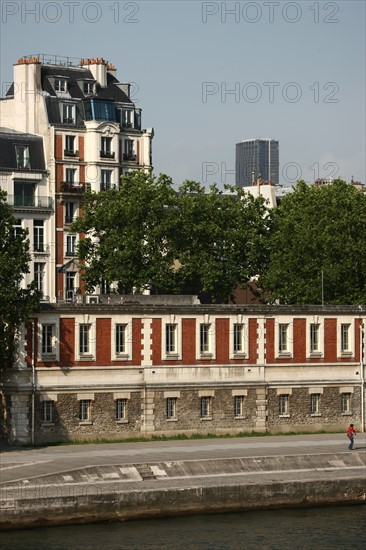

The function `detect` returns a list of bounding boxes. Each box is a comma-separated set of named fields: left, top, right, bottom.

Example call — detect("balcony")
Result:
left=61, top=182, right=90, bottom=194
left=64, top=149, right=79, bottom=157
left=123, top=153, right=137, bottom=162
left=122, top=122, right=133, bottom=129
left=7, top=195, right=53, bottom=210
left=100, top=150, right=115, bottom=159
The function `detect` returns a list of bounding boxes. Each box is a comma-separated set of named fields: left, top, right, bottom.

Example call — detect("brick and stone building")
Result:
left=2, top=296, right=365, bottom=444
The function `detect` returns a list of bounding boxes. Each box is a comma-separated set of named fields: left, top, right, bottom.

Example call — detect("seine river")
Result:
left=2, top=506, right=365, bottom=549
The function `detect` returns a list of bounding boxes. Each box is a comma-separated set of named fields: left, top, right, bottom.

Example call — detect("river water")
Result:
left=2, top=506, right=365, bottom=549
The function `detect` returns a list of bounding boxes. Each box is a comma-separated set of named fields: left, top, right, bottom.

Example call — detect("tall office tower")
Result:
left=235, top=138, right=279, bottom=187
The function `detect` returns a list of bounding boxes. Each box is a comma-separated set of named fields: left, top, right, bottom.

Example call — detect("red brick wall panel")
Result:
left=96, top=319, right=111, bottom=365
left=216, top=318, right=229, bottom=363
left=60, top=318, right=75, bottom=366
left=182, top=319, right=196, bottom=364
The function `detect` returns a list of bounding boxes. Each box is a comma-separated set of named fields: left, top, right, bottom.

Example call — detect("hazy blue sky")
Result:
left=1, top=0, right=365, bottom=187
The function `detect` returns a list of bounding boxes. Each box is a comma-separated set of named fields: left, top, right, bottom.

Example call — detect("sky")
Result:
left=1, top=0, right=365, bottom=188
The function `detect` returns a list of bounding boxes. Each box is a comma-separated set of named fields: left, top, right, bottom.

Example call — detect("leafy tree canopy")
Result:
left=72, top=173, right=270, bottom=301
left=0, top=190, right=40, bottom=372
left=258, top=179, right=366, bottom=304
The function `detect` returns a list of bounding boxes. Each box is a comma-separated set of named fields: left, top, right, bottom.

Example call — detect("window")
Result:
left=14, top=219, right=23, bottom=238
left=116, top=398, right=127, bottom=421
left=62, top=103, right=75, bottom=124
left=34, top=262, right=45, bottom=293
left=341, top=324, right=351, bottom=353
left=279, top=324, right=289, bottom=353
left=14, top=182, right=35, bottom=207
left=310, top=323, right=320, bottom=353
left=115, top=324, right=127, bottom=355
left=65, top=168, right=76, bottom=183
left=66, top=235, right=76, bottom=257
left=65, top=202, right=76, bottom=224
left=341, top=393, right=351, bottom=414
left=121, top=109, right=133, bottom=128
left=83, top=81, right=94, bottom=95
left=55, top=79, right=67, bottom=92
left=123, top=139, right=136, bottom=161
left=42, top=324, right=55, bottom=355
left=166, top=324, right=177, bottom=354
left=200, top=396, right=212, bottom=419
left=310, top=394, right=320, bottom=415
left=15, top=145, right=30, bottom=169
left=65, top=135, right=77, bottom=156
left=233, top=323, right=244, bottom=354
left=84, top=99, right=116, bottom=121
left=279, top=394, right=289, bottom=416
left=101, top=169, right=113, bottom=191
left=79, top=324, right=90, bottom=354
left=101, top=137, right=114, bottom=158
left=166, top=398, right=177, bottom=419
left=66, top=271, right=76, bottom=299
left=79, top=400, right=91, bottom=421
left=33, top=219, right=44, bottom=252
left=200, top=324, right=211, bottom=354
left=42, top=401, right=53, bottom=423
left=234, top=396, right=244, bottom=417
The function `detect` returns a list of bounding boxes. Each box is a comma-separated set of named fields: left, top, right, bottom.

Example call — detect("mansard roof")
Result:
left=0, top=127, right=46, bottom=171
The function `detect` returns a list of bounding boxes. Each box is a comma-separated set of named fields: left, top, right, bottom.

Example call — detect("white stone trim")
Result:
left=306, top=315, right=325, bottom=358
left=77, top=393, right=94, bottom=400
left=39, top=393, right=58, bottom=402
left=199, top=389, right=215, bottom=397
left=75, top=315, right=96, bottom=361
left=164, top=391, right=181, bottom=398
left=113, top=392, right=131, bottom=400
left=111, top=316, right=132, bottom=361
left=308, top=387, right=323, bottom=394
left=276, top=388, right=292, bottom=395
left=229, top=314, right=248, bottom=359
left=337, top=316, right=355, bottom=357
left=196, top=315, right=216, bottom=360
left=37, top=316, right=60, bottom=362
left=161, top=314, right=182, bottom=360
left=339, top=386, right=354, bottom=393
left=232, top=389, right=248, bottom=396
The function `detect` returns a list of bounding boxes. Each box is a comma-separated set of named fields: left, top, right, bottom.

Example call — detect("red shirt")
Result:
left=347, top=426, right=356, bottom=438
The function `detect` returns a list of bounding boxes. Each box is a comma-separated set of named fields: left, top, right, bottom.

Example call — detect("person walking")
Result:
left=347, top=423, right=356, bottom=450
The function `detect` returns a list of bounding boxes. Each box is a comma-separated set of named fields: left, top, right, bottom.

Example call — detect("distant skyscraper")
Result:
left=235, top=138, right=279, bottom=187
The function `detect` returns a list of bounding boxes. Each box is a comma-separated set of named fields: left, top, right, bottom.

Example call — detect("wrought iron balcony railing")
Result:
left=7, top=195, right=53, bottom=209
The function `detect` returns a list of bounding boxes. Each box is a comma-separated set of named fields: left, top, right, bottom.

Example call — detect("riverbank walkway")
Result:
left=1, top=433, right=365, bottom=528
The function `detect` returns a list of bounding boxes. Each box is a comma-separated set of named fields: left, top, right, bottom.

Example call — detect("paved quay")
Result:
left=1, top=434, right=365, bottom=529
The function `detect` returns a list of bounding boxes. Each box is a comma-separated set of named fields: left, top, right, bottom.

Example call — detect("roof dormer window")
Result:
left=15, top=145, right=30, bottom=169
left=55, top=79, right=67, bottom=93
left=83, top=82, right=94, bottom=95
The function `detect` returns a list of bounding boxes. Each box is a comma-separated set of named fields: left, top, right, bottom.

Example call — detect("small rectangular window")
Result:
left=42, top=325, right=55, bottom=355
left=341, top=393, right=351, bottom=414
left=200, top=396, right=212, bottom=419
left=279, top=324, right=288, bottom=353
left=66, top=235, right=76, bottom=257
left=115, top=324, right=127, bottom=354
left=33, top=219, right=44, bottom=253
left=310, top=323, right=320, bottom=353
left=233, top=323, right=244, bottom=353
left=116, top=398, right=127, bottom=420
left=79, top=324, right=90, bottom=354
left=79, top=399, right=91, bottom=421
left=279, top=394, right=289, bottom=416
left=34, top=262, right=45, bottom=293
left=341, top=324, right=351, bottom=352
left=42, top=401, right=53, bottom=423
left=101, top=170, right=113, bottom=191
left=234, top=396, right=244, bottom=417
left=310, top=394, right=320, bottom=415
left=55, top=79, right=67, bottom=92
left=62, top=103, right=75, bottom=124
left=200, top=324, right=211, bottom=354
left=166, top=397, right=177, bottom=419
left=166, top=324, right=177, bottom=354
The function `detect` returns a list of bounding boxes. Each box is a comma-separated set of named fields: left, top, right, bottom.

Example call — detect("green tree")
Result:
left=71, top=171, right=178, bottom=293
left=258, top=179, right=366, bottom=304
left=171, top=181, right=270, bottom=301
left=73, top=173, right=270, bottom=302
left=0, top=191, right=40, bottom=373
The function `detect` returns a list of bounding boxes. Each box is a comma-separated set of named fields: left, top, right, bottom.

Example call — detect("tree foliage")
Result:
left=72, top=173, right=270, bottom=301
left=258, top=180, right=366, bottom=304
left=0, top=191, right=40, bottom=372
